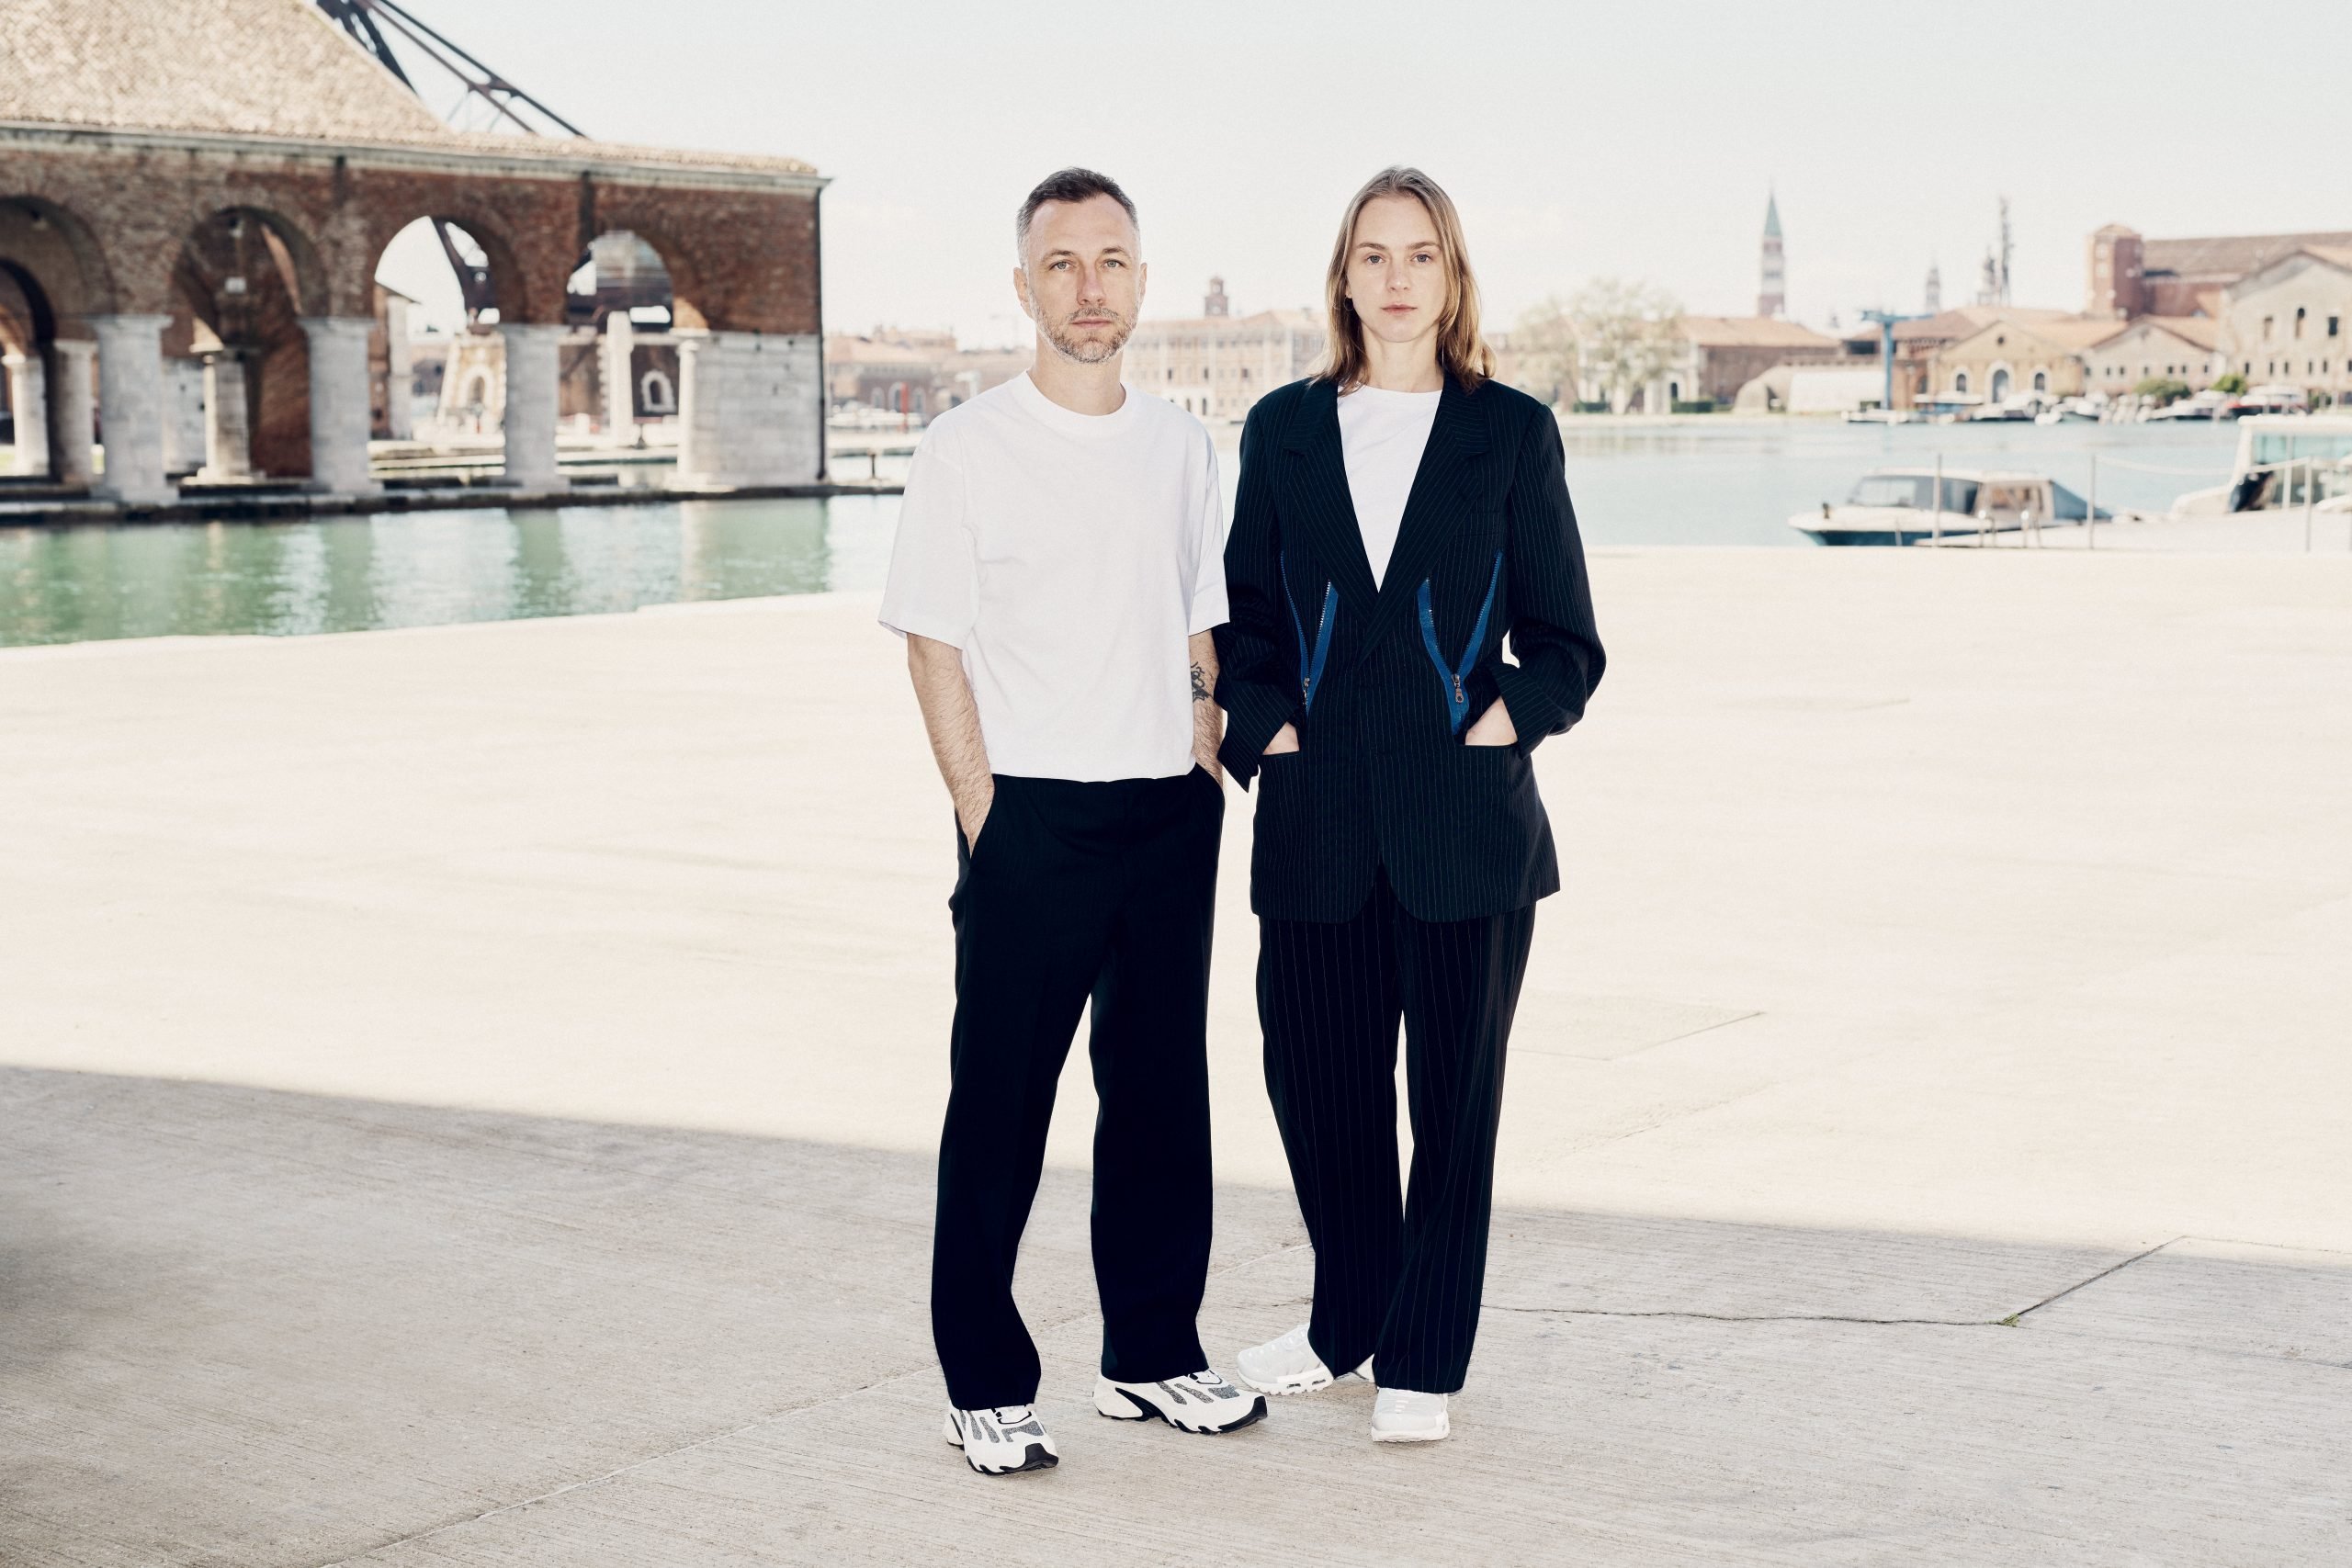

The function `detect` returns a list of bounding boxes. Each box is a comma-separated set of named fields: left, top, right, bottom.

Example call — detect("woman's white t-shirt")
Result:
left=878, top=373, right=1227, bottom=783
left=1337, top=384, right=1442, bottom=587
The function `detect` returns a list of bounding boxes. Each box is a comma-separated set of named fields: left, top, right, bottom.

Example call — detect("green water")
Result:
left=0, top=495, right=899, bottom=648
left=1, top=421, right=2241, bottom=649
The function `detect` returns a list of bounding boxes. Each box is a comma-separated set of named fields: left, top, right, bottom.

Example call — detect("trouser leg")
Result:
left=1257, top=874, right=1405, bottom=1379
left=1374, top=898, right=1536, bottom=1394
left=931, top=778, right=1115, bottom=1410
left=1089, top=767, right=1223, bottom=1383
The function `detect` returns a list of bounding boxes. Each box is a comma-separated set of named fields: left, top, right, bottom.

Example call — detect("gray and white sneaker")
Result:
left=1370, top=1386, right=1450, bottom=1443
left=1095, top=1369, right=1268, bottom=1433
left=942, top=1404, right=1059, bottom=1474
left=1236, top=1322, right=1374, bottom=1396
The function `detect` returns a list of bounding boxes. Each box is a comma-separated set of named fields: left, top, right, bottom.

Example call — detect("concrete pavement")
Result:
left=3, top=547, right=2348, bottom=1563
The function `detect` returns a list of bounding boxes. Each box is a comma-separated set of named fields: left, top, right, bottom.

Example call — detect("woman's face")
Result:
left=1344, top=194, right=1448, bottom=348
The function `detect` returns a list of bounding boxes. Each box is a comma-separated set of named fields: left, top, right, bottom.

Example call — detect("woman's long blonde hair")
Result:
left=1317, top=166, right=1493, bottom=392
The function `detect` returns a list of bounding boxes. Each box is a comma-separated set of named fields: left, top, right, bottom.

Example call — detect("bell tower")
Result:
left=1758, top=193, right=1785, bottom=319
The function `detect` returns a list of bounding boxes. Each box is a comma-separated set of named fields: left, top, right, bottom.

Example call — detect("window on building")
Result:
left=2330, top=316, right=2341, bottom=338
left=1953, top=371, right=1970, bottom=394
left=2295, top=308, right=2307, bottom=339
left=2263, top=316, right=2274, bottom=341
left=2032, top=370, right=2047, bottom=392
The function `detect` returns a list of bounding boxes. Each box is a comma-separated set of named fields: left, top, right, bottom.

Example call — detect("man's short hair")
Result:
left=1015, top=168, right=1139, bottom=257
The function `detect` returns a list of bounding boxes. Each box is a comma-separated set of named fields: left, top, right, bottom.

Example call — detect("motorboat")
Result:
left=2170, top=412, right=2352, bottom=515
left=1792, top=468, right=2109, bottom=546
left=2035, top=395, right=2106, bottom=424
left=1842, top=407, right=1914, bottom=425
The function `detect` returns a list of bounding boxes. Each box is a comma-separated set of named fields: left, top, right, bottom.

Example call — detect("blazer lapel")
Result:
left=1279, top=380, right=1379, bottom=610
left=1360, top=376, right=1490, bottom=653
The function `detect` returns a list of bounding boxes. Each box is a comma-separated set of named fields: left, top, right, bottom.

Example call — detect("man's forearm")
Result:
left=1190, top=630, right=1223, bottom=778
left=907, top=634, right=994, bottom=837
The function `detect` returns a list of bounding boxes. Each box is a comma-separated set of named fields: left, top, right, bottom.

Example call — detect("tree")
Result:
left=2212, top=371, right=2248, bottom=395
left=1503, top=298, right=1578, bottom=408
left=1566, top=278, right=1683, bottom=413
left=2133, top=376, right=2190, bottom=406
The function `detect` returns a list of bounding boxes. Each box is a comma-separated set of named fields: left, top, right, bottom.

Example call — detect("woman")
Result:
left=1213, top=167, right=1604, bottom=1443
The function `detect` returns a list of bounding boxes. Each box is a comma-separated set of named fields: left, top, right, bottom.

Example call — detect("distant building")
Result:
left=2078, top=316, right=2222, bottom=395
left=1665, top=315, right=1850, bottom=409
left=823, top=326, right=1026, bottom=419
left=1123, top=283, right=1327, bottom=421
left=1928, top=316, right=2126, bottom=402
left=1758, top=194, right=1786, bottom=319
left=1924, top=263, right=1941, bottom=315
left=2087, top=223, right=2352, bottom=320
left=2218, top=246, right=2352, bottom=402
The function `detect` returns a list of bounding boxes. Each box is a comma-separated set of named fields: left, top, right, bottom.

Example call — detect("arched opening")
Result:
left=371, top=214, right=538, bottom=479
left=2031, top=368, right=2048, bottom=393
left=1989, top=367, right=2012, bottom=402
left=174, top=205, right=327, bottom=482
left=1953, top=371, right=1970, bottom=395
left=639, top=367, right=675, bottom=414
left=566, top=230, right=678, bottom=442
left=1, top=197, right=113, bottom=485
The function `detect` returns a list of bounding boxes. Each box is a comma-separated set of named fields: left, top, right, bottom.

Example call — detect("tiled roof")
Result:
left=0, top=0, right=816, bottom=178
left=1677, top=315, right=1839, bottom=349
left=1891, top=305, right=2076, bottom=344
left=2142, top=231, right=2352, bottom=279
left=2142, top=315, right=2221, bottom=351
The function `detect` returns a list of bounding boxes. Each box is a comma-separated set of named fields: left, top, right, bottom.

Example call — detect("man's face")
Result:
left=1014, top=194, right=1146, bottom=365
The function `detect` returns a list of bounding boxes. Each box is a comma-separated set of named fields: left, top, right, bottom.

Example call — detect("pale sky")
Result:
left=377, top=0, right=2350, bottom=344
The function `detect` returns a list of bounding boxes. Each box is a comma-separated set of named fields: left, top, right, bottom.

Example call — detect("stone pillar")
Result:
left=162, top=357, right=207, bottom=476
left=382, top=293, right=413, bottom=442
left=51, top=340, right=96, bottom=485
left=200, top=351, right=254, bottom=481
left=676, top=331, right=821, bottom=489
left=601, top=310, right=635, bottom=443
left=91, top=313, right=175, bottom=504
left=300, top=317, right=381, bottom=495
left=5, top=351, right=46, bottom=477
left=498, top=321, right=564, bottom=491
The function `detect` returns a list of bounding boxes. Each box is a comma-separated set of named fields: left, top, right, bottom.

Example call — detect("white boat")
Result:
left=1792, top=468, right=2108, bottom=547
left=1842, top=407, right=1914, bottom=425
left=2170, top=412, right=2352, bottom=515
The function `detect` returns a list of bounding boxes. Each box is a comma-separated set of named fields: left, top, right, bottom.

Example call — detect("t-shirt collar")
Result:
left=1012, top=370, right=1141, bottom=437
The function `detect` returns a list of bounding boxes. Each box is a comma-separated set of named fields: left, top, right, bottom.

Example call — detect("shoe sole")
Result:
left=944, top=1418, right=1059, bottom=1474
left=1371, top=1418, right=1451, bottom=1444
left=1237, top=1355, right=1373, bottom=1397
left=1096, top=1383, right=1270, bottom=1434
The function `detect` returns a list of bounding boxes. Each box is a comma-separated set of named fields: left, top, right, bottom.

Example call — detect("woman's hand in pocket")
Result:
left=1464, top=701, right=1518, bottom=748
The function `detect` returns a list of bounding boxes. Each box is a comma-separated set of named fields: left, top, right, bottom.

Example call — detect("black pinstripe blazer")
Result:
left=1213, top=374, right=1605, bottom=924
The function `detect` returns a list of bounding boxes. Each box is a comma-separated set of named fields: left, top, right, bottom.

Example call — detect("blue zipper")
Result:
left=1281, top=551, right=1336, bottom=716
left=1417, top=551, right=1504, bottom=734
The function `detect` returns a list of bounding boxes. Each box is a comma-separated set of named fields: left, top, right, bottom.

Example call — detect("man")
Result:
left=879, top=167, right=1266, bottom=1477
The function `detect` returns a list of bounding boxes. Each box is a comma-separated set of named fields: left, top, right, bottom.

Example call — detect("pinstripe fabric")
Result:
left=1260, top=873, right=1534, bottom=1394
left=1213, top=374, right=1606, bottom=925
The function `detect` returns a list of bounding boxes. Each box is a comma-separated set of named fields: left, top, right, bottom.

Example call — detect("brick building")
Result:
left=2217, top=247, right=2352, bottom=404
left=2087, top=223, right=2352, bottom=321
left=0, top=0, right=825, bottom=502
left=1122, top=280, right=1326, bottom=421
left=1665, top=316, right=1850, bottom=408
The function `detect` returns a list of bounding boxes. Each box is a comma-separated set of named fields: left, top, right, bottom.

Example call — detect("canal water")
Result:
left=1, top=420, right=2239, bottom=648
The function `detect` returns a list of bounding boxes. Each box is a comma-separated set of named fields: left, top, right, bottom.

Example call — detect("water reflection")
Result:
left=0, top=496, right=901, bottom=648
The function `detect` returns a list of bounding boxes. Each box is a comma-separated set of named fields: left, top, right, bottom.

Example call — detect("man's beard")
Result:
left=1039, top=305, right=1134, bottom=365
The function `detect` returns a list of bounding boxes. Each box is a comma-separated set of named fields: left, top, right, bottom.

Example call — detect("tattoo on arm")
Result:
left=1191, top=661, right=1210, bottom=703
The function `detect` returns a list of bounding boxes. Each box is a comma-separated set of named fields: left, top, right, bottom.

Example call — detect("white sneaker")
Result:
left=1370, top=1387, right=1450, bottom=1443
left=1095, top=1369, right=1268, bottom=1434
left=942, top=1404, right=1059, bottom=1474
left=1235, top=1322, right=1374, bottom=1396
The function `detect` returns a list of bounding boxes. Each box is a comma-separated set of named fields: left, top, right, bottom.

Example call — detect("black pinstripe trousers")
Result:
left=1258, top=871, right=1535, bottom=1394
left=931, top=769, right=1223, bottom=1411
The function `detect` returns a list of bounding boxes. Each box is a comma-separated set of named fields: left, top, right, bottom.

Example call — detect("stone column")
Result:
left=200, top=351, right=254, bottom=481
left=51, top=340, right=96, bottom=485
left=91, top=313, right=175, bottom=504
left=676, top=331, right=821, bottom=489
left=601, top=310, right=635, bottom=443
left=300, top=317, right=381, bottom=495
left=5, top=350, right=46, bottom=477
left=382, top=293, right=413, bottom=442
left=498, top=321, right=564, bottom=491
left=162, top=357, right=207, bottom=477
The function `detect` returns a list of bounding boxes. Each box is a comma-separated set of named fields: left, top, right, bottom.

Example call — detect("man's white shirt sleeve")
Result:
left=878, top=434, right=977, bottom=647
left=1187, top=436, right=1229, bottom=636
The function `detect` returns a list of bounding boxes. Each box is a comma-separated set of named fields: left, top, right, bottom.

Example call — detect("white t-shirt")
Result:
left=1337, top=385, right=1442, bottom=587
left=878, top=373, right=1227, bottom=783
